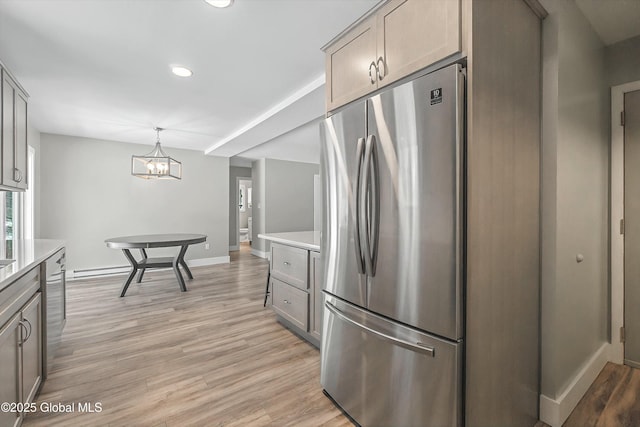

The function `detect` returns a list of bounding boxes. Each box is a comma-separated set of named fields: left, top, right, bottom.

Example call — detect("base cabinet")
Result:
left=310, top=252, right=322, bottom=342
left=0, top=314, right=21, bottom=427
left=0, top=291, right=42, bottom=427
left=21, top=294, right=42, bottom=405
left=269, top=242, right=322, bottom=347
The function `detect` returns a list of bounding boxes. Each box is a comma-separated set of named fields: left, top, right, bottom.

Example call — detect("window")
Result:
left=0, top=146, right=35, bottom=259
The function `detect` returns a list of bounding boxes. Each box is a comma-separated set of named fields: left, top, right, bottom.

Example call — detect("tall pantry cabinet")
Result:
left=322, top=0, right=545, bottom=425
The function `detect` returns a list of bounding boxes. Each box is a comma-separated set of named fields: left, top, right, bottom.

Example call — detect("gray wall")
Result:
left=228, top=166, right=251, bottom=248
left=540, top=0, right=609, bottom=399
left=39, top=133, right=229, bottom=272
left=251, top=158, right=318, bottom=254
left=606, top=35, right=640, bottom=88
left=252, top=159, right=266, bottom=253
left=265, top=159, right=318, bottom=233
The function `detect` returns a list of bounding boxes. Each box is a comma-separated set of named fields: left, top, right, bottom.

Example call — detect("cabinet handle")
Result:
left=283, top=299, right=291, bottom=304
left=376, top=57, right=386, bottom=81
left=14, top=168, right=22, bottom=183
left=18, top=321, right=28, bottom=344
left=18, top=320, right=32, bottom=344
left=23, top=318, right=32, bottom=341
left=283, top=261, right=290, bottom=266
left=368, top=61, right=377, bottom=85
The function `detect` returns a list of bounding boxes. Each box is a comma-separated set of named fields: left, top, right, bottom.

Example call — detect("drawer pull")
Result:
left=283, top=299, right=291, bottom=304
left=283, top=261, right=291, bottom=266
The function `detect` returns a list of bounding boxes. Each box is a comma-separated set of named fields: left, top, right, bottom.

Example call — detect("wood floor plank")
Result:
left=24, top=244, right=350, bottom=427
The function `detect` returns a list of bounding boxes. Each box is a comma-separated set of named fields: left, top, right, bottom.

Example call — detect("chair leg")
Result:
left=263, top=269, right=271, bottom=307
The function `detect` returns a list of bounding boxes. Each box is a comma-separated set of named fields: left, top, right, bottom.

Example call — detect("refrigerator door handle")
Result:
left=360, top=134, right=380, bottom=277
left=369, top=134, right=380, bottom=274
left=354, top=137, right=366, bottom=274
left=325, top=301, right=435, bottom=357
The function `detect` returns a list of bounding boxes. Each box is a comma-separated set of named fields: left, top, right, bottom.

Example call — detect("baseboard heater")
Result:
left=71, top=265, right=136, bottom=279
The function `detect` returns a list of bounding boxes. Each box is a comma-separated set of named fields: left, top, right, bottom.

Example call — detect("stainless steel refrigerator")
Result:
left=320, top=63, right=464, bottom=427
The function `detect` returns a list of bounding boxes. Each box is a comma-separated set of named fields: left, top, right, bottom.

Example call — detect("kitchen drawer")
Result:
left=271, top=278, right=308, bottom=331
left=271, top=243, right=308, bottom=290
left=0, top=267, right=40, bottom=329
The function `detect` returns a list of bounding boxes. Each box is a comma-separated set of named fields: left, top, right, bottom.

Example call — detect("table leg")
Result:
left=136, top=248, right=147, bottom=283
left=120, top=249, right=139, bottom=297
left=179, top=245, right=194, bottom=280
left=173, top=245, right=189, bottom=292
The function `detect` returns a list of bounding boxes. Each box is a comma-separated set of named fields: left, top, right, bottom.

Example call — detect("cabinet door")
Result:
left=14, top=91, right=27, bottom=190
left=376, top=0, right=461, bottom=87
left=310, top=251, right=322, bottom=341
left=0, top=314, right=22, bottom=427
left=325, top=17, right=377, bottom=112
left=1, top=71, right=15, bottom=187
left=1, top=71, right=28, bottom=190
left=21, top=293, right=42, bottom=406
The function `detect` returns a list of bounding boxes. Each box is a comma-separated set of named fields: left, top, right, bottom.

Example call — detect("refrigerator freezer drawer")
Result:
left=271, top=243, right=309, bottom=290
left=271, top=278, right=308, bottom=331
left=321, top=295, right=461, bottom=427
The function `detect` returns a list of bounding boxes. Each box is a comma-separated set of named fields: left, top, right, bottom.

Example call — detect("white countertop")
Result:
left=0, top=239, right=65, bottom=292
left=258, top=231, right=320, bottom=252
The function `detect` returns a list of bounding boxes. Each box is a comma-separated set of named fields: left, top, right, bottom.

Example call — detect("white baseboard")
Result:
left=539, top=342, right=610, bottom=427
left=186, top=256, right=229, bottom=267
left=251, top=248, right=269, bottom=259
left=229, top=245, right=239, bottom=251
left=68, top=256, right=230, bottom=280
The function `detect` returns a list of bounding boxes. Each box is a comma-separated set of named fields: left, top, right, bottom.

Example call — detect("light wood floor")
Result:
left=26, top=243, right=639, bottom=427
left=563, top=362, right=640, bottom=427
left=25, top=244, right=351, bottom=427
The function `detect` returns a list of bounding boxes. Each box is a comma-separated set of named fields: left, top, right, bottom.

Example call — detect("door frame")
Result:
left=611, top=80, right=640, bottom=364
left=235, top=176, right=252, bottom=250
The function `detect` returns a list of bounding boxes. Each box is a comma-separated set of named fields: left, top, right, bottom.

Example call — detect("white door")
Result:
left=624, top=89, right=640, bottom=367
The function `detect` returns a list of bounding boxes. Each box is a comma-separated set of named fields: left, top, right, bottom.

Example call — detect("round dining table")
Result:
left=105, top=233, right=207, bottom=297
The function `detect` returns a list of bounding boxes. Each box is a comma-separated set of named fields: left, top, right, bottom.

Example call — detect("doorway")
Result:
left=237, top=178, right=253, bottom=252
left=612, top=80, right=640, bottom=366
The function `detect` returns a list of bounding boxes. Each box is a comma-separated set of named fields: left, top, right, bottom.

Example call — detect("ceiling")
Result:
left=0, top=0, right=378, bottom=158
left=2, top=1, right=639, bottom=166
left=576, top=0, right=640, bottom=46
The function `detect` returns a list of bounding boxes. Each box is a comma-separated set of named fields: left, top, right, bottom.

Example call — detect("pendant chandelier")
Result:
left=131, top=127, right=182, bottom=180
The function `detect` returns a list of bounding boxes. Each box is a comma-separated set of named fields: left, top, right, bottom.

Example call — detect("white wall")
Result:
left=39, top=133, right=229, bottom=272
left=28, top=124, right=41, bottom=238
left=539, top=0, right=609, bottom=424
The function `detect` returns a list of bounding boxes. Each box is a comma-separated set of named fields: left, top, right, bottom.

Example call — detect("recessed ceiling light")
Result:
left=204, top=0, right=234, bottom=8
left=171, top=66, right=193, bottom=77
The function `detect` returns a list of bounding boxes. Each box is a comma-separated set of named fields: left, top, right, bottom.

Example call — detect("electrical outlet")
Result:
left=205, top=243, right=210, bottom=250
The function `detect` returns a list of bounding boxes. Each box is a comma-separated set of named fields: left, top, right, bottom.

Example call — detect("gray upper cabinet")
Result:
left=1, top=67, right=29, bottom=191
left=324, top=0, right=461, bottom=112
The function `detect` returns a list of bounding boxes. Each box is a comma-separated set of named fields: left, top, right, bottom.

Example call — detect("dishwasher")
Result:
left=43, top=249, right=66, bottom=378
